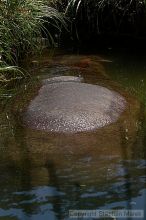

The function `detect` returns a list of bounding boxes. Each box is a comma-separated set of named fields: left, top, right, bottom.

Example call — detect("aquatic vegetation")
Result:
left=0, top=0, right=66, bottom=82
left=118, top=77, right=146, bottom=107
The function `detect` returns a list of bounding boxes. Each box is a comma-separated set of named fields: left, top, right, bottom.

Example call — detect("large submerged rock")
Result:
left=0, top=55, right=143, bottom=199
left=23, top=81, right=126, bottom=133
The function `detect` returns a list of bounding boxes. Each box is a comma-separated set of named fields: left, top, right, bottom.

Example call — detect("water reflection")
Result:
left=0, top=107, right=145, bottom=219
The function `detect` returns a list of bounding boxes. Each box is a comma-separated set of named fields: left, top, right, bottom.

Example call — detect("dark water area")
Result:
left=0, top=49, right=146, bottom=220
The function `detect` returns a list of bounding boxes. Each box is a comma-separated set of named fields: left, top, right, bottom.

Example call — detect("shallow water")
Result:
left=0, top=49, right=146, bottom=220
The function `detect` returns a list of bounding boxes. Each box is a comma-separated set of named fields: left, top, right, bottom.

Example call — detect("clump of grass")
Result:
left=50, top=0, right=68, bottom=11
left=0, top=60, right=26, bottom=83
left=64, top=0, right=146, bottom=41
left=0, top=0, right=66, bottom=82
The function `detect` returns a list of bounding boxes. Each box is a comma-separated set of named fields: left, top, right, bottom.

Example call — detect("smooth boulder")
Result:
left=23, top=81, right=126, bottom=133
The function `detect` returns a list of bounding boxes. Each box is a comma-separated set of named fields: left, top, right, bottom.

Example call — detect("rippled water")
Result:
left=0, top=49, right=146, bottom=220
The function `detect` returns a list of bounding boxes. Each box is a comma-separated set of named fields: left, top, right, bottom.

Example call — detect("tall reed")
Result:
left=64, top=0, right=146, bottom=42
left=0, top=0, right=66, bottom=82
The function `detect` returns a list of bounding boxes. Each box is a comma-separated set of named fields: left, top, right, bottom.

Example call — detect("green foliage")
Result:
left=50, top=0, right=68, bottom=11
left=0, top=0, right=66, bottom=82
left=0, top=60, right=25, bottom=83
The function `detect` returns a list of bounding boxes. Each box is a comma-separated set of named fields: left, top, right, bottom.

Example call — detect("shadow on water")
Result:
left=0, top=51, right=146, bottom=220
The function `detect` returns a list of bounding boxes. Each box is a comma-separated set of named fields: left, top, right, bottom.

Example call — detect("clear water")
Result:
left=0, top=49, right=146, bottom=220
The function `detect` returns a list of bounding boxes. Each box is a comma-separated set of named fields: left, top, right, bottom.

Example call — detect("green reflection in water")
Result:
left=104, top=50, right=146, bottom=106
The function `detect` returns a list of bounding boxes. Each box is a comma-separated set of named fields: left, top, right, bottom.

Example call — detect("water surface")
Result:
left=0, top=49, right=146, bottom=220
